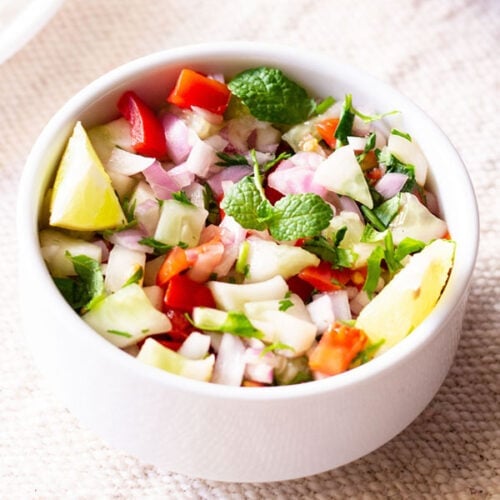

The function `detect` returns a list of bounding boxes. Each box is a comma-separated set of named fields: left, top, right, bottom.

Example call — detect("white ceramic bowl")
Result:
left=17, top=42, right=479, bottom=482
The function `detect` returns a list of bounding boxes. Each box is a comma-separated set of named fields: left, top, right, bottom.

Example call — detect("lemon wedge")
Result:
left=49, top=121, right=126, bottom=230
left=356, top=238, right=455, bottom=355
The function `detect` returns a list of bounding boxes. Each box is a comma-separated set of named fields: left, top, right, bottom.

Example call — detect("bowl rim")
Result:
left=17, top=40, right=480, bottom=402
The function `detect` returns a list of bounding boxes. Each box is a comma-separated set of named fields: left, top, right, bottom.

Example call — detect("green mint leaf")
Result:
left=391, top=128, right=412, bottom=141
left=221, top=176, right=270, bottom=231
left=334, top=94, right=355, bottom=146
left=228, top=67, right=316, bottom=125
left=215, top=152, right=250, bottom=168
left=363, top=245, right=385, bottom=297
left=172, top=190, right=193, bottom=206
left=53, top=277, right=89, bottom=311
left=138, top=237, right=173, bottom=255
left=269, top=193, right=333, bottom=241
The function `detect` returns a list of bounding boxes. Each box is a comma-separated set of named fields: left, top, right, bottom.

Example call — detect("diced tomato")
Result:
left=163, top=273, right=216, bottom=312
left=156, top=246, right=192, bottom=287
left=360, top=150, right=379, bottom=172
left=286, top=275, right=315, bottom=302
left=298, top=261, right=352, bottom=292
left=167, top=68, right=231, bottom=115
left=264, top=185, right=285, bottom=205
left=308, top=322, right=368, bottom=376
left=366, top=166, right=383, bottom=183
left=117, top=90, right=167, bottom=158
left=316, top=117, right=340, bottom=149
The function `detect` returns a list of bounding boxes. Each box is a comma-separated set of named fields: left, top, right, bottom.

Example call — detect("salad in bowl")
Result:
left=39, top=63, right=454, bottom=388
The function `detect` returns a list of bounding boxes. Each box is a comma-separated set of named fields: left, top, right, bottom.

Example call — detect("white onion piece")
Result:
left=212, top=215, right=247, bottom=277
left=191, top=106, right=224, bottom=125
left=211, top=333, right=246, bottom=386
left=106, top=147, right=156, bottom=176
left=347, top=136, right=367, bottom=151
left=338, top=196, right=363, bottom=220
left=184, top=181, right=206, bottom=209
left=244, top=347, right=275, bottom=384
left=178, top=332, right=211, bottom=360
left=104, top=244, right=146, bottom=293
left=143, top=161, right=180, bottom=199
left=206, top=165, right=252, bottom=198
left=166, top=163, right=195, bottom=189
left=374, top=172, right=408, bottom=199
left=92, top=239, right=110, bottom=263
left=162, top=113, right=192, bottom=164
left=185, top=138, right=219, bottom=178
left=328, top=290, right=352, bottom=321
left=350, top=290, right=371, bottom=316
left=135, top=199, right=160, bottom=236
left=105, top=228, right=153, bottom=254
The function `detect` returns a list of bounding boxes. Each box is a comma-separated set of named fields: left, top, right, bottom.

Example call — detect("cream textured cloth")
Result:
left=1, top=0, right=499, bottom=497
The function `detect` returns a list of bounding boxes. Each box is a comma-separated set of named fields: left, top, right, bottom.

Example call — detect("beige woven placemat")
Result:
left=1, top=0, right=499, bottom=497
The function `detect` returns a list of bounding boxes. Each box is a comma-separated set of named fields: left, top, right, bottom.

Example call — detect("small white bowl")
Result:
left=17, top=42, right=479, bottom=482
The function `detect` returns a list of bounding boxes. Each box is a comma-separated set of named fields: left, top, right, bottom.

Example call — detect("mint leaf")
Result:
left=228, top=67, right=315, bottom=125
left=269, top=193, right=333, bottom=241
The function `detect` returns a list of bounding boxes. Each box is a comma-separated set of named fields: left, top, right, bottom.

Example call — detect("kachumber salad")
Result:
left=40, top=66, right=455, bottom=386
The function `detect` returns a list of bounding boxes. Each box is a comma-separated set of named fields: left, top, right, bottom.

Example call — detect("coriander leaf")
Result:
left=334, top=94, right=355, bottom=146
left=221, top=176, right=271, bottom=231
left=220, top=311, right=263, bottom=338
left=138, top=237, right=173, bottom=255
left=202, top=183, right=221, bottom=226
left=350, top=339, right=385, bottom=367
left=357, top=132, right=376, bottom=163
left=302, top=234, right=357, bottom=269
left=121, top=196, right=137, bottom=223
left=123, top=267, right=144, bottom=287
left=376, top=148, right=416, bottom=192
left=360, top=205, right=386, bottom=232
left=374, top=194, right=401, bottom=227
left=215, top=152, right=250, bottom=167
left=391, top=128, right=412, bottom=141
left=62, top=253, right=105, bottom=311
left=363, top=245, right=385, bottom=297
left=353, top=108, right=400, bottom=123
left=278, top=299, right=294, bottom=312
left=261, top=151, right=292, bottom=173
left=394, top=237, right=426, bottom=262
left=270, top=193, right=333, bottom=241
left=107, top=329, right=133, bottom=338
left=313, top=96, right=335, bottom=116
left=383, top=230, right=401, bottom=276
left=53, top=277, right=89, bottom=311
left=261, top=341, right=295, bottom=355
left=172, top=190, right=193, bottom=206
left=228, top=67, right=316, bottom=125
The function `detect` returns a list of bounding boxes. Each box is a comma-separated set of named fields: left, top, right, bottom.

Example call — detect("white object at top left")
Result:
left=0, top=0, right=65, bottom=64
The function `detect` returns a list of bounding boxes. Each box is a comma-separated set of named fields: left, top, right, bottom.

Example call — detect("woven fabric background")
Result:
left=1, top=0, right=499, bottom=497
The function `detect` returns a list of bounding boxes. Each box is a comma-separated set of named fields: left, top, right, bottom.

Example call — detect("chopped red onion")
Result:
left=185, top=138, right=219, bottom=178
left=162, top=113, right=192, bottom=164
left=375, top=172, right=408, bottom=199
left=212, top=215, right=247, bottom=277
left=191, top=106, right=224, bottom=125
left=106, top=147, right=156, bottom=176
left=206, top=165, right=252, bottom=198
left=135, top=199, right=160, bottom=236
left=166, top=163, right=195, bottom=189
left=211, top=333, right=246, bottom=386
left=339, top=196, right=363, bottom=220
left=143, top=161, right=180, bottom=199
left=105, top=228, right=153, bottom=254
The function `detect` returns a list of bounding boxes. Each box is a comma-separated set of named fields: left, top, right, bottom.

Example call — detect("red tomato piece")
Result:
left=309, top=322, right=368, bottom=376
left=156, top=246, right=192, bottom=288
left=167, top=69, right=231, bottom=115
left=316, top=117, right=340, bottom=149
left=298, top=261, right=351, bottom=292
left=117, top=90, right=167, bottom=158
left=163, top=273, right=216, bottom=312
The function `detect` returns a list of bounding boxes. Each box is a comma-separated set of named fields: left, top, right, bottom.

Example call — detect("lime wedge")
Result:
left=49, top=121, right=126, bottom=230
left=356, top=238, right=455, bottom=355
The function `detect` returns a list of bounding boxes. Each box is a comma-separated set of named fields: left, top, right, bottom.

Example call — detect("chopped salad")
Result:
left=40, top=66, right=453, bottom=386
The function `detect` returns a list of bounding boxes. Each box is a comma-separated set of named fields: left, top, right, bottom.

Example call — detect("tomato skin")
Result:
left=316, top=117, right=340, bottom=149
left=309, top=322, right=367, bottom=376
left=298, top=261, right=351, bottom=292
left=156, top=246, right=191, bottom=287
left=163, top=273, right=216, bottom=312
left=117, top=90, right=167, bottom=158
left=167, top=69, right=231, bottom=115
left=286, top=275, right=315, bottom=302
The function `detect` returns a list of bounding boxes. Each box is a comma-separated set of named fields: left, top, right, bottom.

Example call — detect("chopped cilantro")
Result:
left=215, top=152, right=249, bottom=168
left=202, top=183, right=221, bottom=226
left=302, top=234, right=357, bottom=269
left=228, top=67, right=316, bottom=125
left=123, top=267, right=144, bottom=287
left=278, top=298, right=294, bottom=312
left=363, top=245, right=385, bottom=297
left=172, top=190, right=193, bottom=206
left=394, top=237, right=426, bottom=262
left=138, top=237, right=173, bottom=255
left=121, top=196, right=137, bottom=223
left=107, top=329, right=133, bottom=338
left=334, top=94, right=355, bottom=146
left=376, top=148, right=416, bottom=192
left=391, top=128, right=412, bottom=141
left=313, top=96, right=335, bottom=116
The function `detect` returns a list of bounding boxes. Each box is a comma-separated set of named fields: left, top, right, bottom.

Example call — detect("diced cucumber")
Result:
left=87, top=118, right=134, bottom=164
left=104, top=244, right=145, bottom=293
left=208, top=275, right=289, bottom=312
left=40, top=229, right=102, bottom=277
left=137, top=338, right=214, bottom=382
left=387, top=133, right=428, bottom=186
left=82, top=283, right=171, bottom=348
left=154, top=199, right=208, bottom=247
left=191, top=307, right=228, bottom=331
left=314, top=145, right=373, bottom=208
left=244, top=237, right=319, bottom=283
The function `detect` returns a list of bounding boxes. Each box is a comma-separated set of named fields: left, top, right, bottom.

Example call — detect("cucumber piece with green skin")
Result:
left=243, top=237, right=319, bottom=284
left=208, top=275, right=289, bottom=312
left=82, top=283, right=171, bottom=348
left=154, top=199, right=208, bottom=248
left=40, top=228, right=102, bottom=277
left=137, top=338, right=215, bottom=382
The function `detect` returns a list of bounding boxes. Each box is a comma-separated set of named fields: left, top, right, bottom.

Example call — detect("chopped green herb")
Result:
left=353, top=108, right=400, bottom=123
left=228, top=67, right=316, bottom=125
left=172, top=190, right=193, bottom=206
left=235, top=240, right=250, bottom=276
left=121, top=196, right=137, bottom=223
left=357, top=132, right=376, bottom=163
left=215, top=152, right=249, bottom=167
left=278, top=298, right=294, bottom=312
left=107, top=329, right=133, bottom=338
left=383, top=231, right=401, bottom=276
left=261, top=341, right=295, bottom=355
left=203, top=183, right=221, bottom=226
left=361, top=224, right=387, bottom=243
left=363, top=245, right=385, bottom=297
left=138, top=237, right=173, bottom=255
left=261, top=151, right=292, bottom=173
left=374, top=194, right=401, bottom=227
left=391, top=128, right=412, bottom=141
left=350, top=339, right=385, bottom=367
left=334, top=94, right=355, bottom=146
left=313, top=96, right=335, bottom=116
left=394, top=237, right=426, bottom=262
left=302, top=234, right=357, bottom=269
left=123, top=267, right=144, bottom=287
left=360, top=205, right=386, bottom=232
left=376, top=148, right=416, bottom=192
